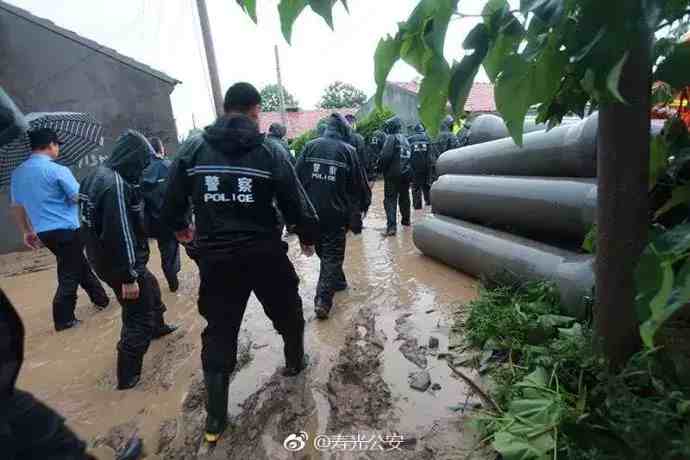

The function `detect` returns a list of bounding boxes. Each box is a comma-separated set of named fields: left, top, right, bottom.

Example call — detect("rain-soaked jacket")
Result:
left=434, top=116, right=460, bottom=156
left=296, top=114, right=370, bottom=232
left=141, top=152, right=173, bottom=238
left=79, top=130, right=152, bottom=283
left=379, top=116, right=412, bottom=180
left=267, top=123, right=294, bottom=165
left=408, top=123, right=433, bottom=185
left=162, top=114, right=319, bottom=256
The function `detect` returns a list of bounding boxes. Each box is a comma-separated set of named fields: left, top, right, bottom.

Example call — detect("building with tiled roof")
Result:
left=259, top=108, right=358, bottom=140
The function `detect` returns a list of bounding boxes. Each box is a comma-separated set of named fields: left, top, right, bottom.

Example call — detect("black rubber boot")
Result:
left=282, top=329, right=309, bottom=376
left=203, top=371, right=230, bottom=443
left=314, top=299, right=332, bottom=320
left=116, top=352, right=143, bottom=390
left=152, top=323, right=179, bottom=339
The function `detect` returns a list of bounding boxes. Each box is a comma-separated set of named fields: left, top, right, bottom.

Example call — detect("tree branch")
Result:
left=656, top=9, right=690, bottom=31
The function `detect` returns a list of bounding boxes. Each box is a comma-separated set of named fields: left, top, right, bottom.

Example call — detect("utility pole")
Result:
left=274, top=45, right=289, bottom=130
left=196, top=0, right=224, bottom=117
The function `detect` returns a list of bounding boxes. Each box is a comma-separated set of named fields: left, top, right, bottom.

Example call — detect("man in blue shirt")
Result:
left=10, top=128, right=108, bottom=331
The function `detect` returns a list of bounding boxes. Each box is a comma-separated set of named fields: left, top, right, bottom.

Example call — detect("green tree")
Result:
left=259, top=83, right=298, bottom=112
left=318, top=81, right=368, bottom=109
left=236, top=0, right=690, bottom=367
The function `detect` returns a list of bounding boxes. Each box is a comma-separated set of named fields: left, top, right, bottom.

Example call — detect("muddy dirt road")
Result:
left=1, top=183, right=487, bottom=459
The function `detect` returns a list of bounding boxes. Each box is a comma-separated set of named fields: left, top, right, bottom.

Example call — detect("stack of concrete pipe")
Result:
left=414, top=114, right=600, bottom=317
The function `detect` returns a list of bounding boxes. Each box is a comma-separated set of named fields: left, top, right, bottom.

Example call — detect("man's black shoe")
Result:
left=94, top=298, right=110, bottom=310
left=314, top=300, right=332, bottom=320
left=334, top=282, right=348, bottom=292
left=168, top=278, right=180, bottom=293
left=117, top=374, right=141, bottom=391
left=381, top=228, right=397, bottom=237
left=203, top=372, right=230, bottom=443
left=401, top=220, right=411, bottom=226
left=55, top=319, right=81, bottom=332
left=152, top=323, right=179, bottom=339
left=282, top=354, right=310, bottom=377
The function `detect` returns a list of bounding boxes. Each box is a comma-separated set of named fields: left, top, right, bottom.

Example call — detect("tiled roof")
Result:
left=389, top=80, right=496, bottom=113
left=0, top=0, right=180, bottom=85
left=260, top=108, right=358, bottom=139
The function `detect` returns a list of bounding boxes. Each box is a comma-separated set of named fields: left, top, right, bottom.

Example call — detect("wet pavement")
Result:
left=0, top=182, right=486, bottom=459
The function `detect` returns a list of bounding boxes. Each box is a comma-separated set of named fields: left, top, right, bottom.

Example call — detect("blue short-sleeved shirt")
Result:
left=10, top=153, right=81, bottom=233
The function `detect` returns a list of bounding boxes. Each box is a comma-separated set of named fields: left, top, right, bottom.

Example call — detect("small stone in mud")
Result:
left=409, top=371, right=431, bottom=391
left=431, top=383, right=442, bottom=391
left=425, top=309, right=435, bottom=314
left=428, top=336, right=439, bottom=349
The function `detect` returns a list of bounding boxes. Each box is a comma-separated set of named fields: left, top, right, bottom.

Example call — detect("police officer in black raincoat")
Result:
left=266, top=123, right=295, bottom=165
left=161, top=82, right=319, bottom=444
left=408, top=123, right=433, bottom=209
left=0, top=289, right=143, bottom=459
left=432, top=116, right=460, bottom=182
left=367, top=129, right=386, bottom=181
left=379, top=116, right=412, bottom=236
left=79, top=130, right=176, bottom=391
left=296, top=113, right=370, bottom=320
left=141, top=137, right=182, bottom=292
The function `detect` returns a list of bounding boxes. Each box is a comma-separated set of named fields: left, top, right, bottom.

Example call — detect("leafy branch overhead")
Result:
left=236, top=0, right=690, bottom=141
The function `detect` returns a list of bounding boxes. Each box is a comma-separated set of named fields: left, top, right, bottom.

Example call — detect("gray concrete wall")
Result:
left=357, top=85, right=421, bottom=132
left=0, top=7, right=178, bottom=254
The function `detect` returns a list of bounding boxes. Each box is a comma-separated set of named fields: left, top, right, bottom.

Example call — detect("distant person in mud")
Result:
left=79, top=131, right=177, bottom=391
left=432, top=116, right=460, bottom=182
left=379, top=116, right=412, bottom=237
left=0, top=289, right=143, bottom=460
left=141, top=137, right=182, bottom=292
left=408, top=123, right=433, bottom=209
left=9, top=127, right=109, bottom=332
left=161, top=82, right=319, bottom=444
left=266, top=122, right=294, bottom=165
left=296, top=113, right=370, bottom=319
left=367, top=129, right=386, bottom=181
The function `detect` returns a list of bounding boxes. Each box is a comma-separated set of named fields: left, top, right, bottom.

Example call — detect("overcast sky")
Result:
left=6, top=0, right=490, bottom=136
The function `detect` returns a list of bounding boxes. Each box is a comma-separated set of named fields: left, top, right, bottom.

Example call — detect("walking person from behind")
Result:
left=432, top=116, right=460, bottom=182
left=162, top=82, right=319, bottom=444
left=408, top=123, right=433, bottom=209
left=266, top=122, right=294, bottom=165
left=296, top=113, right=369, bottom=320
left=9, top=128, right=108, bottom=332
left=379, top=116, right=413, bottom=237
left=141, top=137, right=181, bottom=292
left=79, top=130, right=176, bottom=391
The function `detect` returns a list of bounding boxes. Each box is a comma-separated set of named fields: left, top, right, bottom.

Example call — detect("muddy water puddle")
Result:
left=2, top=182, right=483, bottom=459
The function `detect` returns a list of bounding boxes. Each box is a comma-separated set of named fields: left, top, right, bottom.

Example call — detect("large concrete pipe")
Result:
left=438, top=113, right=599, bottom=178
left=413, top=215, right=594, bottom=317
left=431, top=175, right=597, bottom=240
left=464, top=114, right=546, bottom=145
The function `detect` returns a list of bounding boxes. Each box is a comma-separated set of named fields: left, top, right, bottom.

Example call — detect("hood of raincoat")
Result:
left=323, top=113, right=352, bottom=141
left=441, top=116, right=454, bottom=133
left=203, top=114, right=264, bottom=156
left=414, top=123, right=426, bottom=134
left=383, top=116, right=402, bottom=135
left=0, top=289, right=23, bottom=399
left=105, top=130, right=153, bottom=184
left=268, top=123, right=287, bottom=139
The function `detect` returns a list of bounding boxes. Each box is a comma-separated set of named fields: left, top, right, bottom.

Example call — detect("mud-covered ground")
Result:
left=0, top=182, right=490, bottom=459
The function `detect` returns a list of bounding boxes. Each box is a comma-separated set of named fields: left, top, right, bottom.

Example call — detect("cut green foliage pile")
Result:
left=462, top=281, right=690, bottom=460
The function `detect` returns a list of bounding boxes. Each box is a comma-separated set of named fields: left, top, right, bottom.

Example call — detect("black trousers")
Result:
left=315, top=227, right=347, bottom=307
left=384, top=177, right=411, bottom=230
left=102, top=269, right=165, bottom=361
left=411, top=180, right=431, bottom=209
left=196, top=241, right=304, bottom=374
left=38, top=229, right=108, bottom=327
left=156, top=234, right=181, bottom=288
left=1, top=390, right=94, bottom=460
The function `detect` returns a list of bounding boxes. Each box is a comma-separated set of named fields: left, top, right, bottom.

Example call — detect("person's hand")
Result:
left=121, top=282, right=140, bottom=300
left=175, top=225, right=195, bottom=243
left=300, top=243, right=315, bottom=257
left=23, top=232, right=42, bottom=250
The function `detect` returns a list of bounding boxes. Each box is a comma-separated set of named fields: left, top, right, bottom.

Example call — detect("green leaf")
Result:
left=635, top=248, right=664, bottom=323
left=495, top=55, right=534, bottom=146
left=651, top=82, right=675, bottom=107
left=492, top=431, right=553, bottom=460
left=650, top=262, right=675, bottom=317
left=340, top=0, right=349, bottom=13
left=572, top=27, right=606, bottom=62
left=521, top=0, right=564, bottom=26
left=236, top=0, right=257, bottom=22
left=277, top=0, right=308, bottom=44
left=649, top=135, right=669, bottom=189
left=655, top=41, right=690, bottom=90
left=652, top=222, right=690, bottom=257
left=532, top=39, right=567, bottom=101
left=307, top=0, right=336, bottom=29
left=582, top=224, right=597, bottom=253
left=374, top=35, right=402, bottom=107
left=463, top=23, right=490, bottom=50
left=484, top=33, right=520, bottom=82
left=450, top=55, right=483, bottom=119
left=606, top=52, right=629, bottom=104
left=418, top=58, right=451, bottom=137
left=655, top=184, right=690, bottom=219
left=483, top=0, right=511, bottom=36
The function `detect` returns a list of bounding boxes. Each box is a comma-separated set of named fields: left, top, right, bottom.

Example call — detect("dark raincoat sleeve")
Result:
left=161, top=150, right=193, bottom=234
left=379, top=136, right=396, bottom=177
left=273, top=154, right=320, bottom=246
left=100, top=179, right=139, bottom=283
left=0, top=289, right=23, bottom=401
left=350, top=150, right=371, bottom=214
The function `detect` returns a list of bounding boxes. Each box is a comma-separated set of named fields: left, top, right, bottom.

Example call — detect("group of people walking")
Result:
left=1, top=81, right=464, bottom=457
